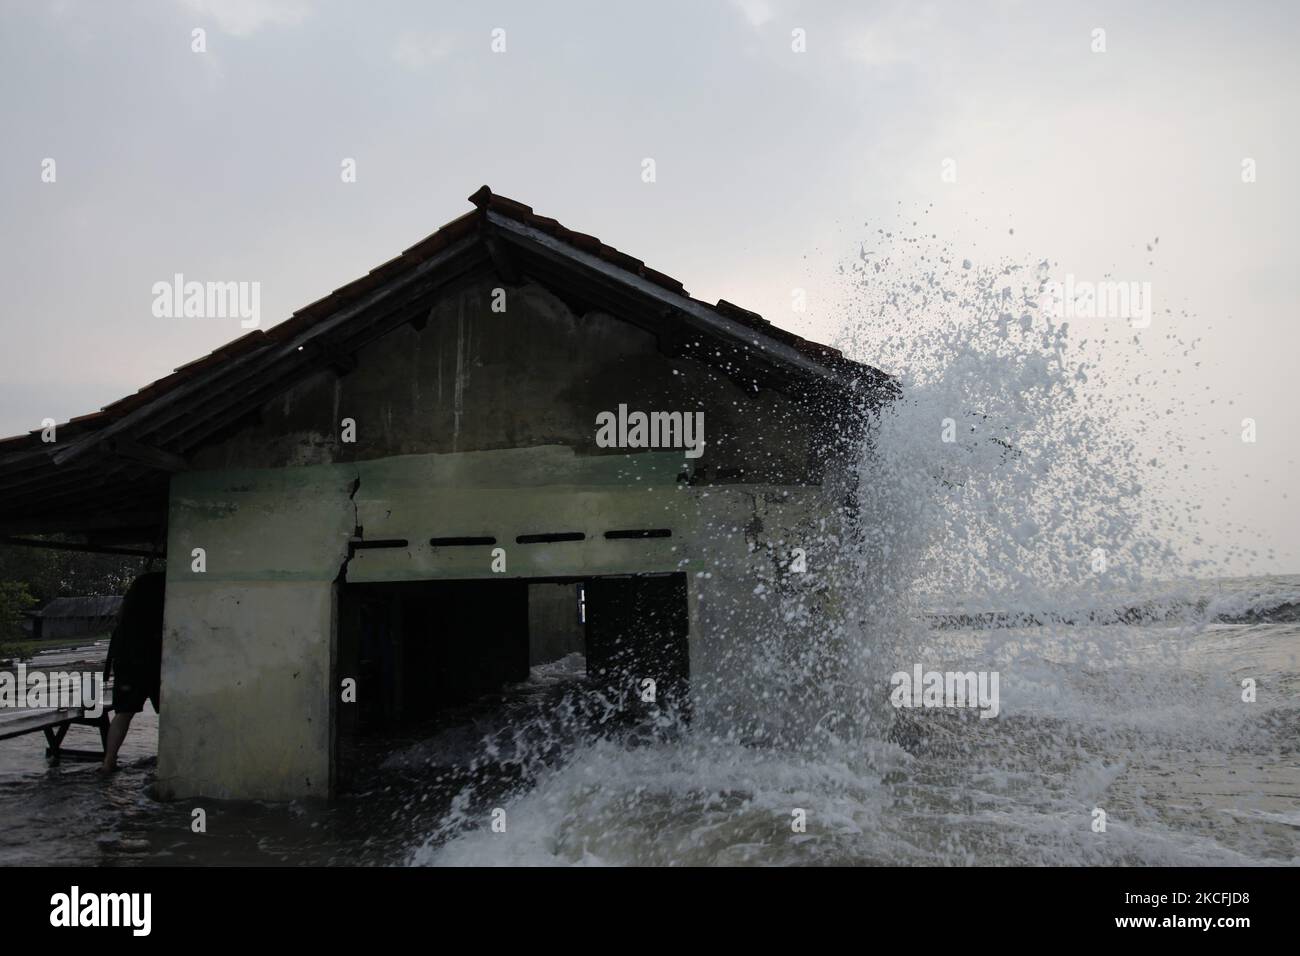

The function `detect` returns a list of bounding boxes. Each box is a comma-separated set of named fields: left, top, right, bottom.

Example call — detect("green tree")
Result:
left=0, top=580, right=37, bottom=662
left=0, top=540, right=158, bottom=659
left=0, top=539, right=152, bottom=605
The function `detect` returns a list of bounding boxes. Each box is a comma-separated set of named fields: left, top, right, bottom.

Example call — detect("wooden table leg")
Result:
left=43, top=722, right=70, bottom=762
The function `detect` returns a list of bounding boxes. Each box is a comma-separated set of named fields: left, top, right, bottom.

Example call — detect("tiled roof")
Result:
left=34, top=595, right=123, bottom=619
left=0, top=188, right=897, bottom=542
left=0, top=187, right=877, bottom=454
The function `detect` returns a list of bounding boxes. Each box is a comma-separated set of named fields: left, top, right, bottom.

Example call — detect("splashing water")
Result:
left=407, top=227, right=1299, bottom=867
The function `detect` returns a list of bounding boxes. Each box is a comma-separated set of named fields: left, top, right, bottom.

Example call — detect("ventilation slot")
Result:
left=429, top=536, right=497, bottom=547
left=515, top=532, right=586, bottom=544
left=350, top=538, right=408, bottom=550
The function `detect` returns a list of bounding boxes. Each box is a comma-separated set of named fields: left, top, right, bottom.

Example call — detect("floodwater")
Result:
left=3, top=237, right=1297, bottom=867
left=1, top=577, right=1296, bottom=866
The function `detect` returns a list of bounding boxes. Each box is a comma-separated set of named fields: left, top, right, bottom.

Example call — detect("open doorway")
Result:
left=333, top=573, right=689, bottom=792
left=583, top=574, right=690, bottom=715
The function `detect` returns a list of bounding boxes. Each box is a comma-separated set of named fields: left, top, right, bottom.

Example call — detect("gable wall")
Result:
left=190, top=277, right=835, bottom=484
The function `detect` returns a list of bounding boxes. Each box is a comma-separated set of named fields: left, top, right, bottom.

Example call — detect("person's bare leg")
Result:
left=100, top=711, right=135, bottom=772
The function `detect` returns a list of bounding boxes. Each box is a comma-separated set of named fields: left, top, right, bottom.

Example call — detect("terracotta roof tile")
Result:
left=0, top=187, right=881, bottom=452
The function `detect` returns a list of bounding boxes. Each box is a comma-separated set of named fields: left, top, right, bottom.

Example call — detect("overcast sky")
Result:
left=1, top=0, right=1296, bottom=574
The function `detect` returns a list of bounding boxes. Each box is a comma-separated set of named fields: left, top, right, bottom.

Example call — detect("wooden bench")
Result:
left=0, top=705, right=113, bottom=762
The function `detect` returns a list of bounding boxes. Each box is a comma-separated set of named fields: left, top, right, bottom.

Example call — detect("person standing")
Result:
left=101, top=571, right=165, bottom=772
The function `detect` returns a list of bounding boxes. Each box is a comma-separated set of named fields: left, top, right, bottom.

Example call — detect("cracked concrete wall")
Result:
left=159, top=276, right=857, bottom=800
left=687, top=484, right=860, bottom=745
left=157, top=464, right=355, bottom=800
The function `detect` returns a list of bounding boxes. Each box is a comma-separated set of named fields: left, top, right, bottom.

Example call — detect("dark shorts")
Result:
left=112, top=676, right=160, bottom=714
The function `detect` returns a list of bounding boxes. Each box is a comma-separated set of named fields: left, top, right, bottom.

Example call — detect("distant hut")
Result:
left=26, top=595, right=123, bottom=641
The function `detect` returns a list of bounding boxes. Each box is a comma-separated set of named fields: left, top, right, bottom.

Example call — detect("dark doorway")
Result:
left=584, top=573, right=690, bottom=716
left=339, top=579, right=530, bottom=734
left=333, top=572, right=690, bottom=793
left=335, top=579, right=530, bottom=790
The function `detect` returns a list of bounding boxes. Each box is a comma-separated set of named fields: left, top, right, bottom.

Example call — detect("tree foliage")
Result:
left=0, top=579, right=38, bottom=659
left=0, top=539, right=152, bottom=605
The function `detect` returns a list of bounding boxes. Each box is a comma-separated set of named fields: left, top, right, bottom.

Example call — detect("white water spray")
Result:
left=407, top=225, right=1297, bottom=867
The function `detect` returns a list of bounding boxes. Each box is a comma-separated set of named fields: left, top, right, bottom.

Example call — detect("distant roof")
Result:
left=0, top=187, right=893, bottom=542
left=34, top=596, right=123, bottom=619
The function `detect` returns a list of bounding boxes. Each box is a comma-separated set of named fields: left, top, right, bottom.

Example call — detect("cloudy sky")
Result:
left=0, top=0, right=1295, bottom=573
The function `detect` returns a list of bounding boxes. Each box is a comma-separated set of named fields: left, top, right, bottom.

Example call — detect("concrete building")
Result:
left=0, top=189, right=893, bottom=800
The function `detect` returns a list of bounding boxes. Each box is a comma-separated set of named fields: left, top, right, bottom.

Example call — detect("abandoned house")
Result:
left=24, top=595, right=124, bottom=641
left=0, top=188, right=893, bottom=800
